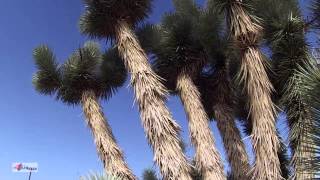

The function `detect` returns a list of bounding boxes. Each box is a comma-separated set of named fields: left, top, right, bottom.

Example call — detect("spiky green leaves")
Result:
left=79, top=0, right=152, bottom=39
left=272, top=17, right=308, bottom=98
left=80, top=172, right=120, bottom=180
left=293, top=63, right=320, bottom=175
left=136, top=23, right=161, bottom=55
left=33, top=42, right=127, bottom=105
left=152, top=11, right=204, bottom=91
left=58, top=42, right=103, bottom=104
left=268, top=13, right=318, bottom=178
left=137, top=0, right=224, bottom=92
left=251, top=0, right=300, bottom=44
left=32, top=45, right=61, bottom=95
left=142, top=169, right=158, bottom=180
left=172, top=0, right=199, bottom=17
left=101, top=48, right=127, bottom=89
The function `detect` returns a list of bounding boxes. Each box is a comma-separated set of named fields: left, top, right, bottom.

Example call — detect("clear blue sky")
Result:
left=0, top=0, right=312, bottom=180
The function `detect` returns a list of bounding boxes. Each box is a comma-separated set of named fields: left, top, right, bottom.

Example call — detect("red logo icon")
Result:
left=15, top=163, right=23, bottom=171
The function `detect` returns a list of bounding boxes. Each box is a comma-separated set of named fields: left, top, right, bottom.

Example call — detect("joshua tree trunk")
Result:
left=81, top=90, right=136, bottom=180
left=240, top=45, right=281, bottom=180
left=211, top=63, right=250, bottom=180
left=214, top=107, right=250, bottom=180
left=115, top=21, right=192, bottom=180
left=176, top=71, right=226, bottom=180
left=225, top=1, right=282, bottom=179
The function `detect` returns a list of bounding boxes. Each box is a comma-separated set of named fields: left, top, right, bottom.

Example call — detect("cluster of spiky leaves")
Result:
left=271, top=17, right=309, bottom=100
left=33, top=42, right=127, bottom=105
left=271, top=14, right=316, bottom=180
left=59, top=42, right=104, bottom=104
left=137, top=0, right=224, bottom=92
left=80, top=0, right=152, bottom=39
left=32, top=46, right=61, bottom=95
left=101, top=48, right=128, bottom=92
left=250, top=0, right=300, bottom=45
left=294, top=63, right=320, bottom=176
left=80, top=172, right=119, bottom=180
left=142, top=169, right=158, bottom=180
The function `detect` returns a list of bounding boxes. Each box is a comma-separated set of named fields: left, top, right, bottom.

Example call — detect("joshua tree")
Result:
left=79, top=1, right=192, bottom=179
left=198, top=3, right=251, bottom=179
left=214, top=0, right=282, bottom=179
left=33, top=42, right=135, bottom=179
left=142, top=1, right=225, bottom=179
left=137, top=1, right=226, bottom=179
left=198, top=57, right=251, bottom=180
left=137, top=0, right=250, bottom=179
left=251, top=0, right=320, bottom=178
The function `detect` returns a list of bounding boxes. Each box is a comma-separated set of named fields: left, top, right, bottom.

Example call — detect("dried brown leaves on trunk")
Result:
left=176, top=72, right=226, bottom=180
left=115, top=22, right=192, bottom=180
left=215, top=107, right=250, bottom=180
left=240, top=47, right=281, bottom=180
left=81, top=90, right=136, bottom=180
left=211, top=63, right=250, bottom=180
left=225, top=1, right=282, bottom=179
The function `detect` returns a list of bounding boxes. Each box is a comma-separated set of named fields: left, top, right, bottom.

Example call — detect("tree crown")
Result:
left=137, top=0, right=225, bottom=92
left=80, top=0, right=152, bottom=39
left=33, top=42, right=127, bottom=105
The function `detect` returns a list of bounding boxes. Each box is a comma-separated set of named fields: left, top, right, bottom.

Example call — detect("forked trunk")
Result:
left=226, top=1, right=282, bottom=179
left=115, top=22, right=192, bottom=180
left=215, top=106, right=250, bottom=180
left=176, top=72, right=226, bottom=180
left=81, top=90, right=136, bottom=180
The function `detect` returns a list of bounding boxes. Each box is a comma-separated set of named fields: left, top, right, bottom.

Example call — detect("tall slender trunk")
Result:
left=81, top=90, right=136, bottom=180
left=115, top=22, right=192, bottom=180
left=212, top=63, right=250, bottom=180
left=215, top=107, right=250, bottom=180
left=176, top=72, right=226, bottom=180
left=241, top=47, right=281, bottom=180
left=225, top=1, right=282, bottom=179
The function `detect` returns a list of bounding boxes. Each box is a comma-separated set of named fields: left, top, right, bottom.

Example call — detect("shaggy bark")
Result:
left=211, top=63, right=250, bottom=180
left=215, top=107, right=250, bottom=180
left=240, top=48, right=281, bottom=180
left=176, top=72, right=226, bottom=180
left=225, top=1, right=282, bottom=179
left=81, top=90, right=136, bottom=180
left=115, top=22, right=192, bottom=180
